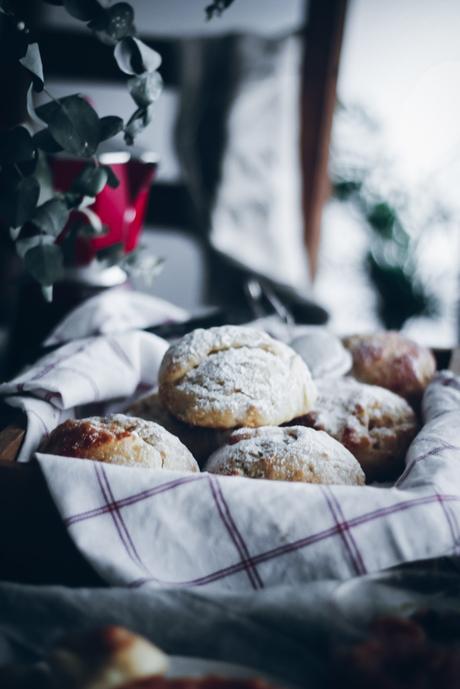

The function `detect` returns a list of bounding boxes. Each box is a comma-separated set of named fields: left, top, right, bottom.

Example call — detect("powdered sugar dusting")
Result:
left=159, top=326, right=317, bottom=428
left=62, top=414, right=198, bottom=472
left=306, top=378, right=416, bottom=442
left=206, top=425, right=364, bottom=485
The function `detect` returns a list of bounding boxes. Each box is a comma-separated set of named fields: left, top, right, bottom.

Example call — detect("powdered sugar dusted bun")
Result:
left=206, top=425, right=365, bottom=485
left=296, top=378, right=418, bottom=483
left=158, top=325, right=317, bottom=429
left=343, top=331, right=436, bottom=404
left=41, top=414, right=199, bottom=472
left=290, top=329, right=352, bottom=379
left=127, top=390, right=229, bottom=466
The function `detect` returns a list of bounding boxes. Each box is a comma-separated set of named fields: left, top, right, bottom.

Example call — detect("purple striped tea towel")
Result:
left=29, top=371, right=460, bottom=592
left=0, top=330, right=168, bottom=461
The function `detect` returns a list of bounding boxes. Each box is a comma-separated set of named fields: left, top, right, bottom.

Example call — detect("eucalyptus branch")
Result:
left=0, top=0, right=163, bottom=299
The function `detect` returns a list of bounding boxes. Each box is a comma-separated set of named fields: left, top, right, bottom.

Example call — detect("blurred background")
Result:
left=0, top=0, right=459, bottom=374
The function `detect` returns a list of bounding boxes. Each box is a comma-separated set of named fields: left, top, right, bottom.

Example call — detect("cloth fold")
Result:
left=44, top=288, right=187, bottom=346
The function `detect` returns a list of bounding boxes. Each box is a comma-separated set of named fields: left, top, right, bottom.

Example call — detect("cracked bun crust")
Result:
left=294, top=378, right=418, bottom=483
left=206, top=425, right=365, bottom=485
left=40, top=414, right=199, bottom=472
left=158, top=326, right=317, bottom=429
left=343, top=331, right=436, bottom=404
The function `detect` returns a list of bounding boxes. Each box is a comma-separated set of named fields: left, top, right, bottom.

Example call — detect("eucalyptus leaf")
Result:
left=9, top=226, right=22, bottom=241
left=124, top=105, right=153, bottom=145
left=24, top=242, right=64, bottom=286
left=96, top=241, right=124, bottom=265
left=78, top=206, right=104, bottom=233
left=16, top=235, right=54, bottom=259
left=0, top=126, right=36, bottom=165
left=128, top=71, right=163, bottom=108
left=34, top=128, right=63, bottom=154
left=103, top=165, right=120, bottom=188
left=0, top=175, right=39, bottom=227
left=99, top=115, right=124, bottom=141
left=89, top=3, right=135, bottom=43
left=19, top=43, right=44, bottom=92
left=77, top=195, right=96, bottom=209
left=63, top=0, right=102, bottom=21
left=63, top=191, right=83, bottom=209
left=205, top=0, right=235, bottom=20
left=26, top=83, right=42, bottom=127
left=122, top=247, right=164, bottom=285
left=36, top=95, right=101, bottom=158
left=77, top=221, right=109, bottom=238
left=32, top=198, right=69, bottom=236
left=114, top=37, right=161, bottom=75
left=71, top=165, right=108, bottom=196
left=41, top=285, right=54, bottom=302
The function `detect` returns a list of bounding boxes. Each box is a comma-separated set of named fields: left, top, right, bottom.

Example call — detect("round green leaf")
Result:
left=114, top=37, right=161, bottom=75
left=124, top=105, right=153, bottom=145
left=99, top=115, right=124, bottom=141
left=24, top=242, right=64, bottom=286
left=34, top=128, right=63, bottom=154
left=89, top=3, right=135, bottom=43
left=32, top=198, right=69, bottom=237
left=41, top=285, right=54, bottom=302
left=19, top=43, right=44, bottom=92
left=71, top=164, right=108, bottom=196
left=96, top=242, right=124, bottom=265
left=36, top=95, right=101, bottom=158
left=0, top=175, right=40, bottom=227
left=78, top=207, right=104, bottom=233
left=128, top=71, right=163, bottom=107
left=77, top=221, right=109, bottom=238
left=103, top=165, right=120, bottom=188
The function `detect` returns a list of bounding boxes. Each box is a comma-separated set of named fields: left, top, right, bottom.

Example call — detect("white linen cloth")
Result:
left=44, top=287, right=187, bottom=346
left=1, top=291, right=460, bottom=591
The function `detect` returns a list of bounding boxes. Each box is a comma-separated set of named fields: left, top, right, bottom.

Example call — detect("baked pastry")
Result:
left=40, top=414, right=199, bottom=472
left=206, top=425, right=365, bottom=486
left=343, top=331, right=436, bottom=404
left=48, top=625, right=168, bottom=689
left=127, top=391, right=228, bottom=467
left=158, top=326, right=317, bottom=429
left=294, top=378, right=418, bottom=483
left=290, top=329, right=352, bottom=379
left=332, top=610, right=460, bottom=689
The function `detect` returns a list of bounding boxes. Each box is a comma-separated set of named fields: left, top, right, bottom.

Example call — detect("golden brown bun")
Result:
left=343, top=332, right=436, bottom=405
left=293, top=378, right=418, bottom=483
left=206, top=425, right=365, bottom=486
left=48, top=625, right=168, bottom=689
left=127, top=392, right=229, bottom=467
left=40, top=414, right=199, bottom=473
left=158, top=326, right=317, bottom=429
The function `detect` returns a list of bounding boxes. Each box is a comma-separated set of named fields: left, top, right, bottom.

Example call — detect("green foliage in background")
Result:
left=332, top=178, right=438, bottom=330
left=0, top=0, right=164, bottom=298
